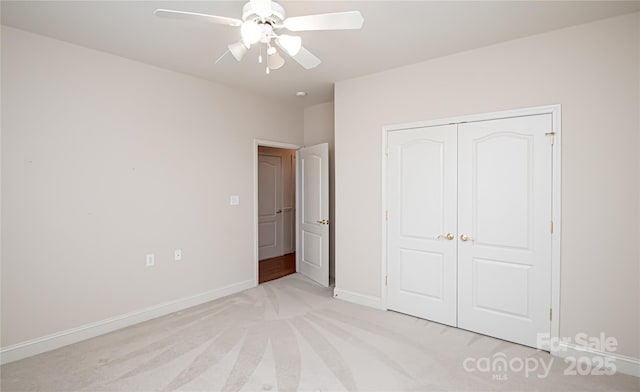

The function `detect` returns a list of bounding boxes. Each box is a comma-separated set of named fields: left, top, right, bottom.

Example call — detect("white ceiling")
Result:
left=2, top=1, right=639, bottom=107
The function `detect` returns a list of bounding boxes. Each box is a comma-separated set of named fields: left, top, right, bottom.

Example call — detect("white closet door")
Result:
left=387, top=125, right=458, bottom=326
left=457, top=114, right=553, bottom=348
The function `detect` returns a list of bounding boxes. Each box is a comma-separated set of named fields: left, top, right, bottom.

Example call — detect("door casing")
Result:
left=381, top=105, right=561, bottom=351
left=253, top=140, right=301, bottom=286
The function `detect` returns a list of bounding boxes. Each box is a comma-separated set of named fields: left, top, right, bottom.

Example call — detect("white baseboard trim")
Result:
left=0, top=279, right=255, bottom=365
left=333, top=287, right=384, bottom=309
left=552, top=342, right=640, bottom=378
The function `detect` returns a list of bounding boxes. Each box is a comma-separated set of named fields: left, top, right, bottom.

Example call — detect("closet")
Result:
left=386, top=112, right=554, bottom=348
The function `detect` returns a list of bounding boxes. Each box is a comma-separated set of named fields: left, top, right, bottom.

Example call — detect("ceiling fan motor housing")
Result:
left=242, top=1, right=285, bottom=25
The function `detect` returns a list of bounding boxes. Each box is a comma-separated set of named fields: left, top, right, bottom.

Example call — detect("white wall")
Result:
left=334, top=13, right=640, bottom=358
left=303, top=102, right=335, bottom=281
left=1, top=26, right=303, bottom=348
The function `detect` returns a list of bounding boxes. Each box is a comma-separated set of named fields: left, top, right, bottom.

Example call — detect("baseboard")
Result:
left=333, top=287, right=384, bottom=309
left=0, top=279, right=255, bottom=365
left=552, top=342, right=640, bottom=378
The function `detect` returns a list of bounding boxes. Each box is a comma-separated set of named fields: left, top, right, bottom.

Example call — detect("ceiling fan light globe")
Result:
left=277, top=35, right=302, bottom=56
left=241, top=20, right=262, bottom=44
left=228, top=41, right=248, bottom=61
left=267, top=51, right=285, bottom=69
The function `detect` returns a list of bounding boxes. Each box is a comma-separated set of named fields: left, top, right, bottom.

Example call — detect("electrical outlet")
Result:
left=146, top=254, right=155, bottom=267
left=174, top=249, right=182, bottom=261
left=230, top=195, right=240, bottom=206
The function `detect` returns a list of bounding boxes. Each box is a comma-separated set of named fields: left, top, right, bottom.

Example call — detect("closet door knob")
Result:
left=437, top=233, right=455, bottom=240
left=460, top=234, right=473, bottom=242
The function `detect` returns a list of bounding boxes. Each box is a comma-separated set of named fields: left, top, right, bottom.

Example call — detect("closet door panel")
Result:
left=387, top=125, right=457, bottom=326
left=457, top=114, right=552, bottom=348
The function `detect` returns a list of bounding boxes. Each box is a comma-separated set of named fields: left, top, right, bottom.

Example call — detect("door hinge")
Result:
left=385, top=210, right=389, bottom=221
left=545, top=131, right=555, bottom=145
left=550, top=308, right=553, bottom=321
left=385, top=275, right=388, bottom=286
left=550, top=220, right=554, bottom=234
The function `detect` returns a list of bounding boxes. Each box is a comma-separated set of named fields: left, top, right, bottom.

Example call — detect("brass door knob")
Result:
left=437, top=233, right=455, bottom=240
left=460, top=234, right=471, bottom=242
left=317, top=219, right=329, bottom=225
left=276, top=209, right=282, bottom=214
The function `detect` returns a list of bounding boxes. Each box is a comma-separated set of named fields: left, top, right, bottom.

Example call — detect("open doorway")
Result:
left=257, top=145, right=297, bottom=283
left=253, top=139, right=330, bottom=287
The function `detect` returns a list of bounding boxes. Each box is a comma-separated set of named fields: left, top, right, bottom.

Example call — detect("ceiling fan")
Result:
left=154, top=0, right=364, bottom=73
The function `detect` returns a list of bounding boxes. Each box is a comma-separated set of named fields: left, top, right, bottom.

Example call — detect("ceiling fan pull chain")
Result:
left=258, top=45, right=263, bottom=64
left=266, top=66, right=270, bottom=75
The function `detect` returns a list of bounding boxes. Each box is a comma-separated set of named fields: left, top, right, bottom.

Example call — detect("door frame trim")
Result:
left=380, top=104, right=562, bottom=348
left=253, top=139, right=301, bottom=287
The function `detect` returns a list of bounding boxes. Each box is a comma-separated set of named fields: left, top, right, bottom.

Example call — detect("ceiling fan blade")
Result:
left=250, top=0, right=272, bottom=18
left=291, top=46, right=321, bottom=69
left=276, top=40, right=321, bottom=69
left=283, top=11, right=363, bottom=31
left=154, top=9, right=242, bottom=27
left=215, top=49, right=231, bottom=64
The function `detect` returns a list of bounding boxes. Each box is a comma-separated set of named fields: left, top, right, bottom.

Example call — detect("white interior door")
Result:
left=258, top=154, right=283, bottom=260
left=387, top=125, right=458, bottom=326
left=457, top=114, right=553, bottom=348
left=297, top=143, right=329, bottom=287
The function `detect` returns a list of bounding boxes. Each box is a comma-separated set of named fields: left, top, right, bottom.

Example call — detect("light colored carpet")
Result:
left=2, top=273, right=639, bottom=391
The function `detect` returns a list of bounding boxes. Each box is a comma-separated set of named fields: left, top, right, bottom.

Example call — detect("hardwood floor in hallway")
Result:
left=259, top=252, right=295, bottom=283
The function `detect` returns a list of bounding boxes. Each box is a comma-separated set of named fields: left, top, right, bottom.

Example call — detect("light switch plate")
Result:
left=174, top=249, right=182, bottom=261
left=146, top=254, right=155, bottom=267
left=230, top=195, right=240, bottom=206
